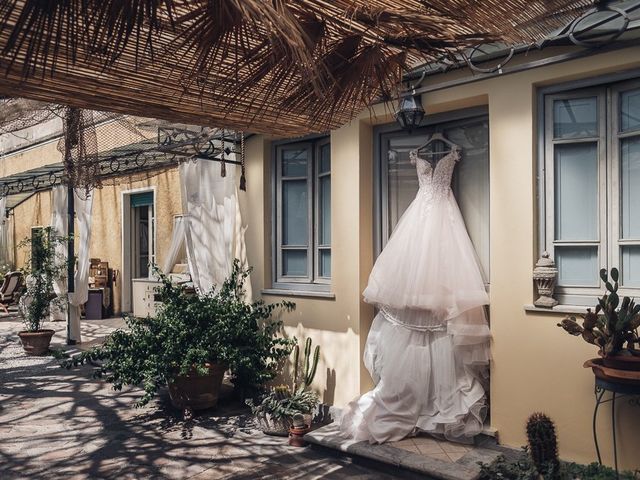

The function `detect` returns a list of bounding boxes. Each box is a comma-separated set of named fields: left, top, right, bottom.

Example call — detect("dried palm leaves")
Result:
left=0, top=0, right=595, bottom=135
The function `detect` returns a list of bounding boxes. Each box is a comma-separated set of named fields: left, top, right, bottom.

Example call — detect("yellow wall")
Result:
left=5, top=43, right=640, bottom=470
left=11, top=169, right=183, bottom=314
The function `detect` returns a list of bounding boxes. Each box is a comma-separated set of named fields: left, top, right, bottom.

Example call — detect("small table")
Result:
left=592, top=377, right=640, bottom=474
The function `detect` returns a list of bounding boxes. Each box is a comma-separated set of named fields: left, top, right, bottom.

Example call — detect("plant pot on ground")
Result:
left=558, top=268, right=640, bottom=372
left=249, top=337, right=321, bottom=436
left=17, top=227, right=68, bottom=356
left=167, top=363, right=227, bottom=411
left=61, top=261, right=296, bottom=412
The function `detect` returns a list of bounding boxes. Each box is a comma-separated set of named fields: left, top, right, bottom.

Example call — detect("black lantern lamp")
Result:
left=394, top=70, right=426, bottom=133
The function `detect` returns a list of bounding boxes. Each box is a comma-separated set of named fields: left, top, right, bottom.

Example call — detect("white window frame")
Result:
left=541, top=77, right=640, bottom=305
left=273, top=137, right=331, bottom=291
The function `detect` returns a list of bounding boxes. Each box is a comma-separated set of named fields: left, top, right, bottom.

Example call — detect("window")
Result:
left=543, top=79, right=640, bottom=304
left=377, top=112, right=490, bottom=285
left=274, top=138, right=331, bottom=288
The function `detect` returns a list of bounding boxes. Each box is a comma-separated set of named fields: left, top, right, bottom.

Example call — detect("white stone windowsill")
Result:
left=524, top=304, right=590, bottom=315
left=261, top=288, right=336, bottom=300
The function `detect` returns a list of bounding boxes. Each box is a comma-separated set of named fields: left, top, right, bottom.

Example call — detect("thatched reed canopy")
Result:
left=0, top=0, right=594, bottom=136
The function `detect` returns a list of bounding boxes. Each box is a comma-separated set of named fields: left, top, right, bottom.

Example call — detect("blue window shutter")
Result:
left=130, top=192, right=154, bottom=207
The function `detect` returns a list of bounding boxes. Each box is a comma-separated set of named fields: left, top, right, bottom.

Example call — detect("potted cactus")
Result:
left=248, top=337, right=320, bottom=436
left=558, top=267, right=640, bottom=371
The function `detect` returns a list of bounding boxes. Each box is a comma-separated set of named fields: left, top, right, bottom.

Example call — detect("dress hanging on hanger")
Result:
left=339, top=137, right=490, bottom=444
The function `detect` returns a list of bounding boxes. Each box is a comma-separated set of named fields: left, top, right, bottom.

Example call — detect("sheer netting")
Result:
left=339, top=149, right=491, bottom=444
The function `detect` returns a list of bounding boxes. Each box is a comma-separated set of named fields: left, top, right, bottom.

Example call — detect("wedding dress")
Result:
left=339, top=148, right=491, bottom=444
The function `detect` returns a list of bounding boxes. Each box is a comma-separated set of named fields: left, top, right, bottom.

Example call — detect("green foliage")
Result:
left=558, top=267, right=640, bottom=357
left=248, top=336, right=321, bottom=421
left=478, top=450, right=640, bottom=480
left=61, top=260, right=296, bottom=406
left=526, top=413, right=560, bottom=478
left=18, top=227, right=68, bottom=331
left=246, top=385, right=318, bottom=420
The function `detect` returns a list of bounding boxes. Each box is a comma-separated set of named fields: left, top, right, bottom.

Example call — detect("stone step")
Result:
left=304, top=423, right=511, bottom=480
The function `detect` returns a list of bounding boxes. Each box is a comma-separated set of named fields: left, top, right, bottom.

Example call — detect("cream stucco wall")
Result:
left=4, top=43, right=640, bottom=470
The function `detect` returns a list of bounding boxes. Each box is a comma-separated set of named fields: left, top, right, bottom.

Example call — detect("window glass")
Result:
left=622, top=246, right=640, bottom=287
left=320, top=144, right=331, bottom=174
left=282, top=149, right=308, bottom=177
left=319, top=175, right=331, bottom=245
left=553, top=97, right=598, bottom=139
left=621, top=88, right=640, bottom=132
left=556, top=246, right=598, bottom=286
left=319, top=249, right=331, bottom=277
left=282, top=180, right=308, bottom=245
left=553, top=143, right=598, bottom=241
left=283, top=250, right=307, bottom=276
left=620, top=137, right=640, bottom=239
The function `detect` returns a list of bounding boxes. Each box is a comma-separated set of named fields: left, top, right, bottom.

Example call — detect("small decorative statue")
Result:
left=533, top=252, right=558, bottom=308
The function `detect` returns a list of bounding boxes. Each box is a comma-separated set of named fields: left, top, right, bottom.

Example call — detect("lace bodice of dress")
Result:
left=410, top=149, right=460, bottom=200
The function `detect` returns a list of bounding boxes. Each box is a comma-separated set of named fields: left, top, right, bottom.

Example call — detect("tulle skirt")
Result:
left=363, top=190, right=489, bottom=327
left=339, top=310, right=490, bottom=444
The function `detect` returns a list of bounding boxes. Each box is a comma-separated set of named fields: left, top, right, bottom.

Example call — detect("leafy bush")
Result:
left=62, top=261, right=296, bottom=405
left=478, top=449, right=640, bottom=480
left=18, top=227, right=68, bottom=331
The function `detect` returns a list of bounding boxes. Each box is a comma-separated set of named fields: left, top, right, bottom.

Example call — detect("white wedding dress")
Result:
left=339, top=148, right=491, bottom=444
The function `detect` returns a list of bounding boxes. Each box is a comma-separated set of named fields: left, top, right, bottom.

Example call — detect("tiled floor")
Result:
left=391, top=435, right=472, bottom=463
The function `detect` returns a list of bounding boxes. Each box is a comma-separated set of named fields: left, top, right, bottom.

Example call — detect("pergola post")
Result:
left=66, top=183, right=75, bottom=345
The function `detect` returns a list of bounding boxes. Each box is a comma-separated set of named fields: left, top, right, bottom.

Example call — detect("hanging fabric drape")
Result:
left=179, top=158, right=251, bottom=300
left=68, top=189, right=93, bottom=343
left=50, top=186, right=68, bottom=322
left=49, top=186, right=93, bottom=342
left=162, top=215, right=187, bottom=274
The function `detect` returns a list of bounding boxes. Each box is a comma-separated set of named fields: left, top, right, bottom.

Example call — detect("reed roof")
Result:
left=0, top=1, right=594, bottom=136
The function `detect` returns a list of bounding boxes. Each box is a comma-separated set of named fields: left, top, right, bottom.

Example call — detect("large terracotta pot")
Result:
left=18, top=329, right=55, bottom=356
left=167, top=363, right=226, bottom=411
left=601, top=352, right=640, bottom=371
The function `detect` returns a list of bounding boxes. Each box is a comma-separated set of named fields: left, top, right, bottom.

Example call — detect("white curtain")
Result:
left=162, top=215, right=187, bottom=274
left=50, top=186, right=68, bottom=322
left=179, top=158, right=251, bottom=300
left=50, top=186, right=93, bottom=343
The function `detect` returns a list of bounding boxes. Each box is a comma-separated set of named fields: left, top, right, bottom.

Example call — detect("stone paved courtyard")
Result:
left=0, top=318, right=427, bottom=479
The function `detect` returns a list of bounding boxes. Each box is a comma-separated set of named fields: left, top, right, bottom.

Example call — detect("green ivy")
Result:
left=61, top=260, right=296, bottom=406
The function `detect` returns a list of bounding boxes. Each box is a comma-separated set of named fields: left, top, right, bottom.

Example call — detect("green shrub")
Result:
left=61, top=261, right=295, bottom=406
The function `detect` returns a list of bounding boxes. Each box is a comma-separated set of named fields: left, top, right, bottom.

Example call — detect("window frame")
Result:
left=539, top=75, right=640, bottom=305
left=272, top=136, right=331, bottom=291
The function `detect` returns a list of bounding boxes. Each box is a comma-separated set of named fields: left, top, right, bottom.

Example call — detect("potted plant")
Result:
left=62, top=261, right=296, bottom=413
left=17, top=227, right=67, bottom=355
left=558, top=267, right=640, bottom=371
left=248, top=337, right=320, bottom=436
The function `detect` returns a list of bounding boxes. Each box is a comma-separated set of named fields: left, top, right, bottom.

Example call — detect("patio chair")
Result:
left=0, top=271, right=23, bottom=315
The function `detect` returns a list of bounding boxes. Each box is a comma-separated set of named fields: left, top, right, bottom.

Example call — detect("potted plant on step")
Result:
left=248, top=337, right=321, bottom=436
left=62, top=261, right=296, bottom=414
left=18, top=227, right=67, bottom=355
left=558, top=267, right=640, bottom=372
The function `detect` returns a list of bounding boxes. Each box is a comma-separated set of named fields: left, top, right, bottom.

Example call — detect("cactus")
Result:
left=526, top=413, right=560, bottom=478
left=292, top=413, right=306, bottom=429
left=558, top=267, right=640, bottom=357
left=291, top=337, right=320, bottom=392
left=273, top=385, right=291, bottom=400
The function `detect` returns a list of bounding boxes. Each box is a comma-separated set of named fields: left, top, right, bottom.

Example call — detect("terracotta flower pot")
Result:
left=289, top=424, right=311, bottom=447
left=18, top=329, right=55, bottom=356
left=601, top=353, right=640, bottom=372
left=256, top=413, right=313, bottom=437
left=167, top=363, right=226, bottom=411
